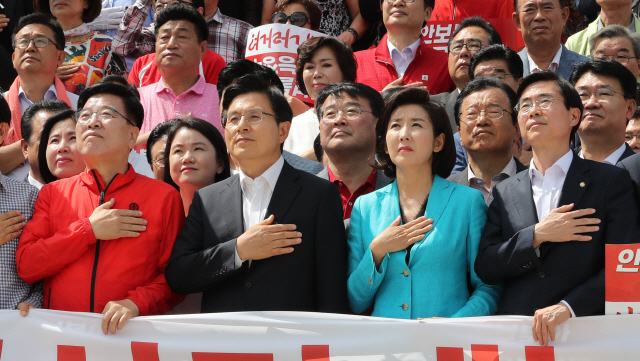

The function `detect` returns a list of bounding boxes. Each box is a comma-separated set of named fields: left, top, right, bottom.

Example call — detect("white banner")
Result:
left=0, top=310, right=639, bottom=360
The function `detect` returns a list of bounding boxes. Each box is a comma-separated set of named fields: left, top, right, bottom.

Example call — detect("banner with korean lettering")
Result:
left=1, top=309, right=639, bottom=360
left=422, top=19, right=524, bottom=52
left=606, top=244, right=640, bottom=314
left=245, top=24, right=325, bottom=104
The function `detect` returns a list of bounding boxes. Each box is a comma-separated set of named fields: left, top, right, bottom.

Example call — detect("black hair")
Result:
left=381, top=86, right=406, bottom=103
left=12, top=13, right=65, bottom=51
left=447, top=16, right=502, bottom=49
left=0, top=96, right=11, bottom=126
left=455, top=77, right=518, bottom=127
left=514, top=0, right=568, bottom=13
left=21, top=100, right=70, bottom=144
left=162, top=117, right=231, bottom=189
left=374, top=88, right=455, bottom=179
left=37, top=109, right=77, bottom=184
left=469, top=44, right=524, bottom=80
left=217, top=59, right=285, bottom=97
left=296, top=37, right=357, bottom=96
left=569, top=58, right=638, bottom=101
left=77, top=83, right=145, bottom=129
left=155, top=5, right=209, bottom=43
left=146, top=119, right=179, bottom=164
left=517, top=71, right=584, bottom=143
left=314, top=82, right=383, bottom=122
left=34, top=0, right=102, bottom=23
left=221, top=75, right=292, bottom=126
left=97, top=75, right=141, bottom=100
left=274, top=0, right=323, bottom=31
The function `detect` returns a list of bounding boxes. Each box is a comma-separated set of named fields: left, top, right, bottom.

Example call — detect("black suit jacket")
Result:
left=165, top=161, right=349, bottom=313
left=617, top=152, right=640, bottom=208
left=573, top=143, right=636, bottom=164
left=475, top=156, right=639, bottom=316
left=431, top=90, right=458, bottom=133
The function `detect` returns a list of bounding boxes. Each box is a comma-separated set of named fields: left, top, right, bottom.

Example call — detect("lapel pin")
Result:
left=580, top=182, right=585, bottom=188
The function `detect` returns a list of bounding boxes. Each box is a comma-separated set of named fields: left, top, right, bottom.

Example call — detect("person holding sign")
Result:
left=475, top=71, right=639, bottom=346
left=347, top=87, right=500, bottom=319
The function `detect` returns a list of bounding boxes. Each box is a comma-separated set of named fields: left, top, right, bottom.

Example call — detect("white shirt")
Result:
left=128, top=150, right=154, bottom=178
left=578, top=143, right=627, bottom=165
left=283, top=108, right=318, bottom=156
left=387, top=38, right=421, bottom=78
left=27, top=173, right=43, bottom=190
left=527, top=45, right=563, bottom=73
left=234, top=156, right=285, bottom=267
left=528, top=149, right=576, bottom=317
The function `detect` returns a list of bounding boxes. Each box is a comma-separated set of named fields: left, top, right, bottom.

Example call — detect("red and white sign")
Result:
left=1, top=310, right=639, bottom=360
left=422, top=19, right=525, bottom=52
left=245, top=24, right=326, bottom=104
left=606, top=244, right=640, bottom=314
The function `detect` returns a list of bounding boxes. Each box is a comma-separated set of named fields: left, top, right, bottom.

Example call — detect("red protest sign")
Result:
left=605, top=244, right=640, bottom=314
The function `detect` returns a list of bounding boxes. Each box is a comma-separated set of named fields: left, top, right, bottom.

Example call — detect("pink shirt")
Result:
left=139, top=76, right=222, bottom=136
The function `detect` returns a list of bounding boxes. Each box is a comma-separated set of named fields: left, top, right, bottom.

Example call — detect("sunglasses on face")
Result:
left=270, top=12, right=309, bottom=27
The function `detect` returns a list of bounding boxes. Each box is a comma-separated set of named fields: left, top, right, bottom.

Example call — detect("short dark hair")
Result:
left=97, top=75, right=141, bottom=100
left=22, top=100, right=70, bottom=144
left=78, top=83, right=145, bottom=129
left=146, top=119, right=179, bottom=164
left=570, top=58, right=638, bottom=101
left=469, top=44, right=524, bottom=80
left=314, top=82, right=383, bottom=120
left=221, top=75, right=293, bottom=126
left=12, top=13, right=65, bottom=51
left=381, top=86, right=406, bottom=103
left=455, top=77, right=518, bottom=127
left=0, top=96, right=11, bottom=126
left=155, top=5, right=209, bottom=43
left=162, top=117, right=231, bottom=189
left=217, top=59, right=285, bottom=97
left=274, top=0, right=323, bottom=31
left=447, top=16, right=502, bottom=49
left=633, top=106, right=640, bottom=120
left=296, top=37, right=357, bottom=96
left=517, top=71, right=583, bottom=143
left=37, top=109, right=77, bottom=184
left=374, top=88, right=455, bottom=179
left=514, top=0, right=568, bottom=13
left=34, top=0, right=102, bottom=23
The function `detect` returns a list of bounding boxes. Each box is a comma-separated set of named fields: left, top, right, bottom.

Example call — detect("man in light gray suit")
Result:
left=314, top=82, right=392, bottom=221
left=514, top=0, right=589, bottom=80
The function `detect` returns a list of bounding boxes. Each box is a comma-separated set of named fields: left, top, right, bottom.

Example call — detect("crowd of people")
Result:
left=0, top=0, right=640, bottom=349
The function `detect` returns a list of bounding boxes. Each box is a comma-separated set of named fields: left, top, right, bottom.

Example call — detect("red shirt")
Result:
left=328, top=167, right=377, bottom=219
left=127, top=50, right=226, bottom=88
left=354, top=34, right=455, bottom=94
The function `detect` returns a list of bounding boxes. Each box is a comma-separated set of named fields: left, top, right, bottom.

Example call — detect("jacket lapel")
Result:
left=265, top=161, right=302, bottom=224
left=512, top=170, right=539, bottom=226
left=558, top=156, right=590, bottom=209
left=377, top=181, right=401, bottom=234
left=220, top=175, right=244, bottom=237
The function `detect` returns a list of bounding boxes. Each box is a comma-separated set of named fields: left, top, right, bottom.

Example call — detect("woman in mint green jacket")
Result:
left=347, top=88, right=501, bottom=319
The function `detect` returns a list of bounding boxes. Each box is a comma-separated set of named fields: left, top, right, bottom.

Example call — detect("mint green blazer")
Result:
left=347, top=175, right=501, bottom=319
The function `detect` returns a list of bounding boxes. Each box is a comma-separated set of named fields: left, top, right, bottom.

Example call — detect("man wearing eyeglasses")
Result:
left=1, top=14, right=78, bottom=182
left=570, top=59, right=637, bottom=164
left=165, top=74, right=349, bottom=313
left=17, top=82, right=185, bottom=333
left=567, top=0, right=640, bottom=57
left=447, top=78, right=527, bottom=206
left=624, top=107, right=640, bottom=152
left=589, top=24, right=640, bottom=81
left=514, top=0, right=588, bottom=80
left=353, top=0, right=453, bottom=94
left=475, top=70, right=639, bottom=347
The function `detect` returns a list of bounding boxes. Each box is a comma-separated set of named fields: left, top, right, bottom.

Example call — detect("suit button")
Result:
left=401, top=303, right=408, bottom=311
left=403, top=270, right=410, bottom=277
left=245, top=281, right=252, bottom=288
left=368, top=278, right=373, bottom=285
left=538, top=271, right=545, bottom=278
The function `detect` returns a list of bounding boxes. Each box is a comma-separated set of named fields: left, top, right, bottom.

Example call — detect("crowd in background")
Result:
left=1, top=0, right=640, bottom=348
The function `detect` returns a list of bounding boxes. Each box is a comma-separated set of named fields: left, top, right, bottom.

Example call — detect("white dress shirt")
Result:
left=578, top=143, right=627, bottom=165
left=27, top=173, right=44, bottom=190
left=528, top=45, right=563, bottom=73
left=234, top=156, right=285, bottom=267
left=528, top=149, right=576, bottom=317
left=387, top=38, right=421, bottom=78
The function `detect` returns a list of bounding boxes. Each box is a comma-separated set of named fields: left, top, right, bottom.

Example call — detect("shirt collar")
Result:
left=328, top=166, right=377, bottom=187
left=579, top=142, right=628, bottom=165
left=156, top=76, right=206, bottom=95
left=387, top=38, right=421, bottom=62
left=529, top=149, right=573, bottom=181
left=208, top=8, right=223, bottom=24
left=238, top=156, right=284, bottom=194
left=467, top=157, right=517, bottom=183
left=27, top=173, right=44, bottom=190
left=598, top=14, right=636, bottom=31
left=527, top=45, right=563, bottom=73
left=18, top=84, right=58, bottom=103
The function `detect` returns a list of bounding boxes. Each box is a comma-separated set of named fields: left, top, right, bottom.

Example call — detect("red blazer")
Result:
left=354, top=34, right=455, bottom=94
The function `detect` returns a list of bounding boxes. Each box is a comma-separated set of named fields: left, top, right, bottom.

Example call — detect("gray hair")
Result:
left=589, top=24, right=640, bottom=59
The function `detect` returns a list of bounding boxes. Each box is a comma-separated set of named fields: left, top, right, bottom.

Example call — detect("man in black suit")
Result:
left=570, top=59, right=637, bottom=164
left=617, top=152, right=640, bottom=207
left=165, top=75, right=349, bottom=313
left=448, top=78, right=527, bottom=205
left=475, top=71, right=638, bottom=346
